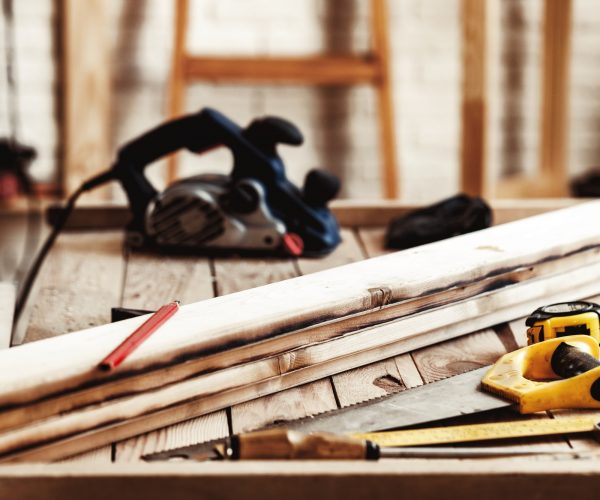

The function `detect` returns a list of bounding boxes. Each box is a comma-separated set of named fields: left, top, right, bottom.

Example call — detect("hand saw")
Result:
left=143, top=335, right=600, bottom=461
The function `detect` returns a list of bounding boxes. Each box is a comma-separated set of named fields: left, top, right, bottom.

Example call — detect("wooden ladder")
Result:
left=167, top=0, right=399, bottom=198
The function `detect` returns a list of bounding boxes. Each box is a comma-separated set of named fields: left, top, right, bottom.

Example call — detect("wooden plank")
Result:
left=460, top=0, right=487, bottom=197
left=332, top=358, right=410, bottom=407
left=539, top=0, right=572, bottom=192
left=121, top=252, right=213, bottom=308
left=183, top=56, right=380, bottom=85
left=166, top=0, right=189, bottom=183
left=411, top=328, right=506, bottom=384
left=357, top=227, right=391, bottom=257
left=3, top=245, right=600, bottom=435
left=296, top=228, right=364, bottom=275
left=61, top=0, right=111, bottom=198
left=371, top=0, right=398, bottom=199
left=212, top=257, right=297, bottom=296
left=115, top=411, right=228, bottom=463
left=326, top=229, right=424, bottom=407
left=332, top=199, right=583, bottom=228
left=115, top=250, right=226, bottom=462
left=22, top=231, right=125, bottom=343
left=231, top=380, right=338, bottom=434
left=0, top=283, right=15, bottom=349
left=11, top=199, right=582, bottom=230
left=231, top=230, right=368, bottom=434
left=21, top=231, right=123, bottom=463
left=3, top=460, right=600, bottom=500
left=3, top=203, right=600, bottom=407
left=8, top=252, right=600, bottom=461
left=4, top=206, right=600, bottom=459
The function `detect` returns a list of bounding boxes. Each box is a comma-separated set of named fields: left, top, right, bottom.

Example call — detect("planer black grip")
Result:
left=551, top=342, right=600, bottom=379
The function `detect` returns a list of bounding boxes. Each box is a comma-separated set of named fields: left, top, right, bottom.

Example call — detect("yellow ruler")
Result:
left=351, top=415, right=600, bottom=447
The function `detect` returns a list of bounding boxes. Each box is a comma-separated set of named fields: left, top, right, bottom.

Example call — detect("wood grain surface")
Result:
left=4, top=201, right=599, bottom=407
left=0, top=283, right=15, bottom=348
left=3, top=203, right=600, bottom=470
left=18, top=232, right=123, bottom=463
left=22, top=232, right=125, bottom=343
left=115, top=250, right=225, bottom=461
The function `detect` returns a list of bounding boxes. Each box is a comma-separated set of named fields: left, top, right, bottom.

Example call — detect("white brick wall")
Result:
left=2, top=0, right=600, bottom=201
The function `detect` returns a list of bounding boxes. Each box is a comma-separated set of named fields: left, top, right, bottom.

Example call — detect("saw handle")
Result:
left=551, top=342, right=600, bottom=379
left=228, top=429, right=379, bottom=460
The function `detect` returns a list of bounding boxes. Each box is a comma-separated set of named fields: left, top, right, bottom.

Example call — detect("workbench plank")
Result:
left=0, top=283, right=15, bottom=349
left=356, top=227, right=390, bottom=257
left=212, top=257, right=297, bottom=296
left=332, top=358, right=410, bottom=407
left=121, top=252, right=214, bottom=308
left=296, top=228, right=364, bottom=275
left=114, top=411, right=229, bottom=462
left=332, top=226, right=425, bottom=405
left=6, top=203, right=600, bottom=406
left=410, top=328, right=506, bottom=383
left=22, top=231, right=125, bottom=343
left=231, top=380, right=338, bottom=434
left=226, top=246, right=339, bottom=435
left=115, top=252, right=226, bottom=462
left=23, top=231, right=124, bottom=463
left=229, top=230, right=368, bottom=434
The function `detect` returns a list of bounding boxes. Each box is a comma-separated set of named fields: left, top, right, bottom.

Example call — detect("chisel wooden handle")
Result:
left=229, top=429, right=379, bottom=460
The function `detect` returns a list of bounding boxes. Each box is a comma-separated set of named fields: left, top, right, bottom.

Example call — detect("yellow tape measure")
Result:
left=351, top=415, right=599, bottom=447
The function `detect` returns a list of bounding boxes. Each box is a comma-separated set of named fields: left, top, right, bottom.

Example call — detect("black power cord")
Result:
left=13, top=170, right=114, bottom=324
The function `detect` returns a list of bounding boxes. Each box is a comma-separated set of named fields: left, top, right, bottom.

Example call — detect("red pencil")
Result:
left=99, top=301, right=180, bottom=371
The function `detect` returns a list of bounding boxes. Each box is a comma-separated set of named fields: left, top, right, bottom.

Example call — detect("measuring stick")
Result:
left=352, top=415, right=600, bottom=447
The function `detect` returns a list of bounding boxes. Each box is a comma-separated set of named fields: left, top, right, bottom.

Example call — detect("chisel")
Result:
left=146, top=427, right=587, bottom=462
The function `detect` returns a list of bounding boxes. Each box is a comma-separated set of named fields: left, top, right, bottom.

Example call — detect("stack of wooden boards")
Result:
left=1, top=201, right=600, bottom=462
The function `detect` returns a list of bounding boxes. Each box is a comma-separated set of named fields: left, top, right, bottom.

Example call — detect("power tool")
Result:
left=526, top=301, right=600, bottom=345
left=113, top=107, right=341, bottom=256
left=14, top=108, right=341, bottom=322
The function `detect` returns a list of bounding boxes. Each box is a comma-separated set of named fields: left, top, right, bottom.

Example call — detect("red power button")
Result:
left=282, top=233, right=304, bottom=256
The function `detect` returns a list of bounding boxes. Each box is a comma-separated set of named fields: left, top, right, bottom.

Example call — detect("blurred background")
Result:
left=0, top=0, right=599, bottom=202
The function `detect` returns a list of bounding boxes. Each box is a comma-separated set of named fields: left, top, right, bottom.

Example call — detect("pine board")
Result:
left=3, top=201, right=600, bottom=469
left=5, top=201, right=600, bottom=406
left=18, top=231, right=124, bottom=463
left=0, top=283, right=15, bottom=349
left=114, top=250, right=224, bottom=461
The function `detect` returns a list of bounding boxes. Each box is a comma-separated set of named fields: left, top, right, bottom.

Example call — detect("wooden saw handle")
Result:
left=229, top=429, right=379, bottom=460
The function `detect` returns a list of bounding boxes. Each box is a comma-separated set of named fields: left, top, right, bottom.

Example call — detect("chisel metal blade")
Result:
left=144, top=366, right=513, bottom=462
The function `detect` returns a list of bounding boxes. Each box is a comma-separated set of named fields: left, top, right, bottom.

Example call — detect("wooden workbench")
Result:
left=1, top=199, right=600, bottom=499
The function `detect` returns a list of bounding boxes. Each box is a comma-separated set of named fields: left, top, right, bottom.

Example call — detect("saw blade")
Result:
left=143, top=365, right=512, bottom=462
left=284, top=366, right=509, bottom=434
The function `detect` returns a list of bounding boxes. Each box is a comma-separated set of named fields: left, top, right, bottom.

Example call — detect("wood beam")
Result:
left=182, top=56, right=380, bottom=85
left=166, top=0, right=189, bottom=183
left=1, top=203, right=600, bottom=459
left=3, top=202, right=600, bottom=408
left=0, top=283, right=15, bottom=349
left=2, top=460, right=600, bottom=500
left=539, top=0, right=572, bottom=191
left=460, top=0, right=487, bottom=197
left=3, top=267, right=600, bottom=462
left=371, top=0, right=399, bottom=199
left=61, top=0, right=112, bottom=198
